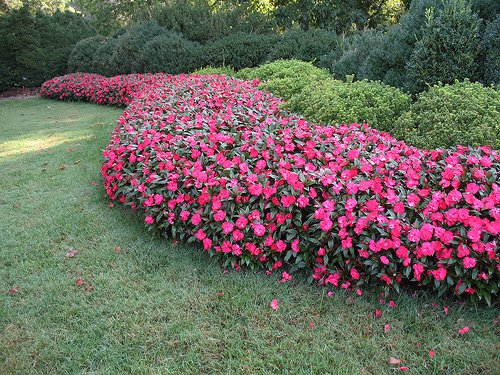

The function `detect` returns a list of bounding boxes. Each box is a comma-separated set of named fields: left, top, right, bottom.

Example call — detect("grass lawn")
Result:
left=1, top=97, right=499, bottom=375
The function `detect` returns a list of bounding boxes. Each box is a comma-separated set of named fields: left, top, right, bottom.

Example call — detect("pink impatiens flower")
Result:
left=271, top=299, right=278, bottom=310
left=463, top=257, right=477, bottom=269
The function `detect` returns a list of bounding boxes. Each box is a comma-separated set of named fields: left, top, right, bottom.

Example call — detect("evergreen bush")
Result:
left=91, top=37, right=120, bottom=77
left=0, top=62, right=14, bottom=92
left=195, top=32, right=278, bottom=71
left=393, top=79, right=500, bottom=150
left=479, top=15, right=500, bottom=86
left=107, top=21, right=166, bottom=75
left=236, top=59, right=331, bottom=100
left=266, top=29, right=338, bottom=66
left=284, top=76, right=412, bottom=134
left=405, top=0, right=481, bottom=95
left=354, top=0, right=446, bottom=90
left=0, top=5, right=96, bottom=87
left=133, top=32, right=200, bottom=75
left=325, top=30, right=384, bottom=82
left=68, top=35, right=106, bottom=73
left=191, top=65, right=237, bottom=77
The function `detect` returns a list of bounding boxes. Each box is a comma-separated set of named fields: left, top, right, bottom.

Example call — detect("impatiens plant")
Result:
left=42, top=72, right=500, bottom=305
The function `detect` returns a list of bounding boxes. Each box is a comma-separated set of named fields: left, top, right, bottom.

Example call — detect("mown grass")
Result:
left=0, top=97, right=499, bottom=375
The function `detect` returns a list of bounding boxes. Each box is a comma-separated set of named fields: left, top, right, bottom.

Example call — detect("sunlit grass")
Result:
left=0, top=98, right=499, bottom=375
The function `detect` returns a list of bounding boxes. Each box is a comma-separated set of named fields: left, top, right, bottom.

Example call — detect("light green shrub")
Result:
left=190, top=65, right=237, bottom=77
left=236, top=59, right=331, bottom=100
left=393, top=79, right=500, bottom=150
left=284, top=76, right=412, bottom=134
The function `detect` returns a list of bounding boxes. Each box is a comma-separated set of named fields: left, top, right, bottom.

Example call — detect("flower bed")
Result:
left=42, top=73, right=500, bottom=304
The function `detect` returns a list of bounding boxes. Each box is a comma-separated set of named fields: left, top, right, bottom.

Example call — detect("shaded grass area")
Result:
left=0, top=98, right=499, bottom=375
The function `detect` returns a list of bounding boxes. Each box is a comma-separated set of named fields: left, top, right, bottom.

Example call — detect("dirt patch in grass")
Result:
left=0, top=87, right=41, bottom=101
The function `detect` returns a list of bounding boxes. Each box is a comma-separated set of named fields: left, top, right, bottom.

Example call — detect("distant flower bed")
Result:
left=42, top=73, right=500, bottom=305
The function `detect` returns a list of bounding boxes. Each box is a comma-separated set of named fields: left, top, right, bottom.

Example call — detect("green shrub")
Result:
left=236, top=59, right=331, bottom=100
left=393, top=79, right=500, bottom=150
left=326, top=30, right=384, bottom=82
left=68, top=35, right=106, bottom=73
left=133, top=32, right=200, bottom=75
left=479, top=15, right=500, bottom=86
left=266, top=29, right=338, bottom=66
left=284, top=76, right=412, bottom=134
left=0, top=61, right=13, bottom=92
left=353, top=0, right=446, bottom=90
left=195, top=32, right=278, bottom=71
left=0, top=5, right=97, bottom=86
left=191, top=65, right=237, bottom=77
left=405, top=0, right=481, bottom=95
left=153, top=0, right=274, bottom=44
left=107, top=21, right=166, bottom=75
left=91, top=37, right=120, bottom=77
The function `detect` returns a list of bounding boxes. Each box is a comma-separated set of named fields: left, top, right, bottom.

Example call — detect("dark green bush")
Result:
left=266, top=29, right=338, bottom=66
left=68, top=35, right=106, bottom=73
left=153, top=0, right=274, bottom=44
left=236, top=59, right=331, bottom=100
left=479, top=15, right=500, bottom=86
left=351, top=0, right=446, bottom=90
left=133, top=32, right=200, bottom=75
left=405, top=0, right=481, bottom=95
left=284, top=76, right=412, bottom=134
left=323, top=30, right=384, bottom=81
left=393, top=79, right=500, bottom=150
left=190, top=65, right=237, bottom=77
left=0, top=4, right=97, bottom=87
left=91, top=37, right=120, bottom=77
left=195, top=32, right=278, bottom=71
left=0, top=62, right=14, bottom=92
left=107, top=21, right=166, bottom=76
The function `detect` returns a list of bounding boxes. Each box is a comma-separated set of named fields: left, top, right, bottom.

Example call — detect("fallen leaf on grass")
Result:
left=58, top=164, right=67, bottom=170
left=429, top=351, right=435, bottom=357
left=8, top=287, right=19, bottom=295
left=74, top=160, right=81, bottom=165
left=171, top=240, right=179, bottom=247
left=216, top=292, right=225, bottom=296
left=114, top=247, right=121, bottom=253
left=75, top=279, right=86, bottom=286
left=65, top=249, right=79, bottom=258
left=66, top=149, right=72, bottom=152
left=384, top=324, right=390, bottom=333
left=389, top=357, right=401, bottom=365
left=85, top=285, right=94, bottom=292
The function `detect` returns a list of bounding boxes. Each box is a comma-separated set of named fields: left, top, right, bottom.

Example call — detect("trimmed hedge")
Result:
left=393, top=79, right=500, bottom=150
left=266, top=29, right=338, bottom=66
left=194, top=32, right=278, bottom=71
left=284, top=76, right=412, bottom=135
left=91, top=37, right=120, bottom=77
left=133, top=32, right=200, bottom=75
left=236, top=59, right=331, bottom=101
left=68, top=35, right=106, bottom=73
left=0, top=4, right=97, bottom=88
